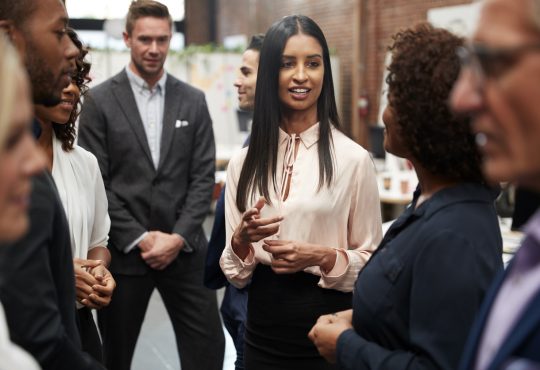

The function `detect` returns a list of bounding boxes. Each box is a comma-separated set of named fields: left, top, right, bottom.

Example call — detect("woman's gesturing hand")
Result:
left=231, top=197, right=283, bottom=260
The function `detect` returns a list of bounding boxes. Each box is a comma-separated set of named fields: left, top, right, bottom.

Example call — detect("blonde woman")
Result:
left=0, top=34, right=45, bottom=370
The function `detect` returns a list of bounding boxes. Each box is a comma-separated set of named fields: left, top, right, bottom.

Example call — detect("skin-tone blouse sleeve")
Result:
left=318, top=152, right=383, bottom=292
left=220, top=150, right=258, bottom=288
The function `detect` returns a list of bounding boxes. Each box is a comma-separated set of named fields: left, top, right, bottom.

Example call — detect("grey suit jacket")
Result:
left=78, top=70, right=215, bottom=275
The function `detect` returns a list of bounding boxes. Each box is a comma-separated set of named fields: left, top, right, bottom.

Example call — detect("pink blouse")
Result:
left=220, top=123, right=383, bottom=292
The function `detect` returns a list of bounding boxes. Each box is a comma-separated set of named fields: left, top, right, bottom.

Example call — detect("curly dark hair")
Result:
left=52, top=28, right=91, bottom=152
left=386, top=23, right=483, bottom=183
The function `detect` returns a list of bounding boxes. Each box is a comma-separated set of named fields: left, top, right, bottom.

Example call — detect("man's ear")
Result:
left=123, top=31, right=131, bottom=49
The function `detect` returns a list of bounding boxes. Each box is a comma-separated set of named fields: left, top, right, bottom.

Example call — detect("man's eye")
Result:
left=479, top=54, right=516, bottom=78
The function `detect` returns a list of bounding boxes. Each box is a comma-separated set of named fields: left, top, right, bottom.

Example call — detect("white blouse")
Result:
left=0, top=302, right=40, bottom=370
left=51, top=135, right=110, bottom=261
left=220, top=123, right=383, bottom=292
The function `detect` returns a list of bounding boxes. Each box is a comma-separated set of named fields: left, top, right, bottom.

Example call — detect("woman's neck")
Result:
left=35, top=116, right=54, bottom=171
left=280, top=109, right=318, bottom=135
left=412, top=159, right=458, bottom=208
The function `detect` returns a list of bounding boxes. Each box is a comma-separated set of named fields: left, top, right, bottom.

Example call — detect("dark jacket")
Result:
left=337, top=183, right=503, bottom=370
left=0, top=172, right=104, bottom=370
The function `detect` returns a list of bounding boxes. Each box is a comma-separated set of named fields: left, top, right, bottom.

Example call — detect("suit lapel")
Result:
left=158, top=76, right=182, bottom=171
left=460, top=269, right=508, bottom=369
left=112, top=71, right=155, bottom=169
left=489, top=285, right=540, bottom=369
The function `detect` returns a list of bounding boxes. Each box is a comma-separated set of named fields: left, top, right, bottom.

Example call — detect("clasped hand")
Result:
left=73, top=258, right=116, bottom=309
left=140, top=230, right=184, bottom=270
left=308, top=309, right=354, bottom=363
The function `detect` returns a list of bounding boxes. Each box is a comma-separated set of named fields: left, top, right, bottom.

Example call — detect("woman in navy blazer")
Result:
left=308, top=23, right=503, bottom=370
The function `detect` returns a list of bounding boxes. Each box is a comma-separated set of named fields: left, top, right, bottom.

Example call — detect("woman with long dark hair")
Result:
left=220, top=15, right=382, bottom=369
left=308, top=23, right=503, bottom=370
left=34, top=29, right=115, bottom=363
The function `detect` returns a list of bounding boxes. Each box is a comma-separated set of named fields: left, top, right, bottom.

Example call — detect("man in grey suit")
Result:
left=78, top=1, right=224, bottom=369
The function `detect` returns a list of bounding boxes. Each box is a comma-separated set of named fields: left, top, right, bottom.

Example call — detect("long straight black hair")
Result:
left=236, top=15, right=341, bottom=212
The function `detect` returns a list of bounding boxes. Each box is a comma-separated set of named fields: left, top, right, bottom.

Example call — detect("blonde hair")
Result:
left=0, top=34, right=22, bottom=150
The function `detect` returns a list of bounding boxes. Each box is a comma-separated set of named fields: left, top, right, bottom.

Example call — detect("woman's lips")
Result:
left=289, top=87, right=311, bottom=100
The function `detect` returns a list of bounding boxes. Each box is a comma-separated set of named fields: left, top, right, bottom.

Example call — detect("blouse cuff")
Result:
left=321, top=248, right=349, bottom=279
left=230, top=243, right=256, bottom=267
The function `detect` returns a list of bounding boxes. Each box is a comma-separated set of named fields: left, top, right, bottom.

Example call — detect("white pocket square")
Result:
left=175, top=120, right=189, bottom=128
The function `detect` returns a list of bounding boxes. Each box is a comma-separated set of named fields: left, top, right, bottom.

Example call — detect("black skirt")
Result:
left=244, top=265, right=352, bottom=370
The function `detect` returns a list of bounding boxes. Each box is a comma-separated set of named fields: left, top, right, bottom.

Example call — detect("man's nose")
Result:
left=234, top=77, right=242, bottom=88
left=64, top=35, right=79, bottom=61
left=450, top=69, right=483, bottom=116
left=149, top=41, right=159, bottom=53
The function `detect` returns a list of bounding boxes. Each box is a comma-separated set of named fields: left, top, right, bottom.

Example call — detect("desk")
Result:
left=377, top=170, right=417, bottom=205
left=377, top=170, right=417, bottom=220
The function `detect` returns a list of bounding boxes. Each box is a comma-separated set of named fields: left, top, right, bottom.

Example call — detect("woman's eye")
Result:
left=281, top=61, right=294, bottom=68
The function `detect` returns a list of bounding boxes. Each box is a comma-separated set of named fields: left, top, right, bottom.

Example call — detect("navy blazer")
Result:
left=337, top=183, right=503, bottom=370
left=204, top=187, right=228, bottom=289
left=459, top=262, right=540, bottom=370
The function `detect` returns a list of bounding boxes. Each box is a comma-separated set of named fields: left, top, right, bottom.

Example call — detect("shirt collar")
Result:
left=278, top=122, right=321, bottom=149
left=125, top=65, right=167, bottom=94
left=411, top=183, right=498, bottom=219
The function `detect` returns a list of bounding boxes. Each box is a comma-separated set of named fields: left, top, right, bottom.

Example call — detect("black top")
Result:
left=336, top=183, right=503, bottom=370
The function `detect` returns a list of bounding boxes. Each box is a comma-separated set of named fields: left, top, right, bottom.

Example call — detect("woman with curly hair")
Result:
left=309, top=23, right=503, bottom=370
left=34, top=28, right=115, bottom=363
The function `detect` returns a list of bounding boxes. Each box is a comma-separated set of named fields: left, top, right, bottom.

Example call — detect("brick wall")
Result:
left=185, top=0, right=214, bottom=44
left=187, top=0, right=473, bottom=143
left=363, top=0, right=471, bottom=127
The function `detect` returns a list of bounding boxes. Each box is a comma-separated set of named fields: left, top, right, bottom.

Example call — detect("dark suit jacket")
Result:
left=78, top=70, right=215, bottom=275
left=204, top=187, right=228, bottom=289
left=459, top=264, right=540, bottom=370
left=0, top=172, right=104, bottom=369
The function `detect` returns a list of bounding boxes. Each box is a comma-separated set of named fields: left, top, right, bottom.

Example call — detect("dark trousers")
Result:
left=97, top=250, right=225, bottom=370
left=77, top=307, right=103, bottom=363
left=221, top=286, right=248, bottom=370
